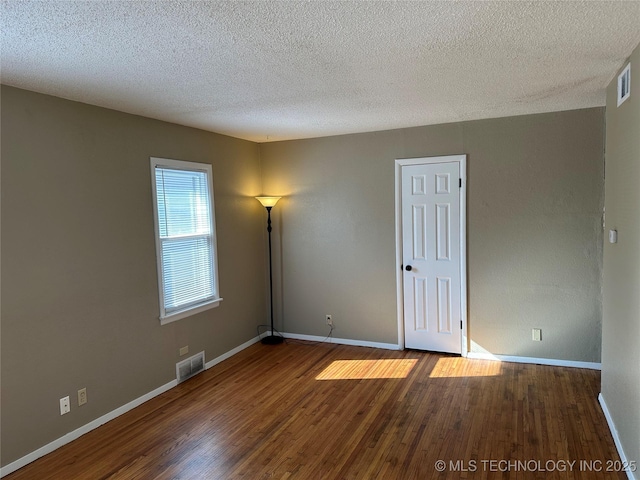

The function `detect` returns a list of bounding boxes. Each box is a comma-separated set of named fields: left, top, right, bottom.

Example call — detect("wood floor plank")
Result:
left=5, top=341, right=627, bottom=479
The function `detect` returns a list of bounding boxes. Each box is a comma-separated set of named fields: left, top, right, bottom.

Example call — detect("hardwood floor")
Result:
left=6, top=341, right=627, bottom=479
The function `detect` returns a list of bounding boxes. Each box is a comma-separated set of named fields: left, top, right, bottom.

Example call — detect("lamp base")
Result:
left=261, top=335, right=284, bottom=345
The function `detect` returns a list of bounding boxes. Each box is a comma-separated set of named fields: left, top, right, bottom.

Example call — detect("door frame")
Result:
left=394, top=155, right=468, bottom=355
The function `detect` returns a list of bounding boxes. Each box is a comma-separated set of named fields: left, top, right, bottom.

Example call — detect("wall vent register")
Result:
left=617, top=62, right=631, bottom=107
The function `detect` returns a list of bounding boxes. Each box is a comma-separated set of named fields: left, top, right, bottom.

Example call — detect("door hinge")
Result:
left=459, top=178, right=462, bottom=188
left=460, top=320, right=463, bottom=328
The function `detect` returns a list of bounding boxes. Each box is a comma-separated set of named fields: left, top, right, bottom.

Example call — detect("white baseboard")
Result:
left=0, top=380, right=176, bottom=477
left=205, top=335, right=261, bottom=370
left=280, top=331, right=401, bottom=351
left=278, top=334, right=602, bottom=368
left=598, top=393, right=637, bottom=480
left=1, top=335, right=262, bottom=478
left=466, top=351, right=601, bottom=370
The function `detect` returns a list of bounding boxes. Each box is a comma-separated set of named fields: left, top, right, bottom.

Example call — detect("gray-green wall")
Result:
left=602, top=43, right=640, bottom=478
left=1, top=86, right=267, bottom=466
left=260, top=109, right=605, bottom=362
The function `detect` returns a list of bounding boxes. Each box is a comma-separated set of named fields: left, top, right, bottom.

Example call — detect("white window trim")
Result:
left=150, top=157, right=222, bottom=325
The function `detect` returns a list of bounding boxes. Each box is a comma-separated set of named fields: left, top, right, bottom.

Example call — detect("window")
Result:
left=150, top=157, right=221, bottom=324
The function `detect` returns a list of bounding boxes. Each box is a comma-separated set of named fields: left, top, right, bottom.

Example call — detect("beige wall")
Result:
left=1, top=84, right=609, bottom=469
left=601, top=44, right=640, bottom=477
left=260, top=108, right=604, bottom=362
left=0, top=86, right=267, bottom=466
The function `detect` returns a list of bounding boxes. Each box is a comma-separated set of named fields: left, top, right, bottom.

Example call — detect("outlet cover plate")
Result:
left=60, top=396, right=70, bottom=415
left=78, top=388, right=87, bottom=406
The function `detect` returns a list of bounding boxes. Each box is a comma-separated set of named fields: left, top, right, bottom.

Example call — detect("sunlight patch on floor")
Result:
left=428, top=356, right=503, bottom=378
left=315, top=359, right=418, bottom=380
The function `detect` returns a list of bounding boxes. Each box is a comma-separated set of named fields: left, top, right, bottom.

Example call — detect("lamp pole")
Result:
left=256, top=197, right=283, bottom=345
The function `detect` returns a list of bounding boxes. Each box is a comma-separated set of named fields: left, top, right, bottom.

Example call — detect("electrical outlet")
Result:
left=532, top=328, right=542, bottom=342
left=78, top=388, right=87, bottom=406
left=179, top=345, right=189, bottom=356
left=60, top=396, right=70, bottom=415
left=326, top=314, right=333, bottom=326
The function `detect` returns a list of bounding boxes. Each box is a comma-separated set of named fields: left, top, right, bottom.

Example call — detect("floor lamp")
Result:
left=256, top=196, right=284, bottom=345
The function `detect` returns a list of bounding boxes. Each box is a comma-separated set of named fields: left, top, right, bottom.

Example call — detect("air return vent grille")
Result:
left=176, top=351, right=205, bottom=383
left=617, top=62, right=631, bottom=107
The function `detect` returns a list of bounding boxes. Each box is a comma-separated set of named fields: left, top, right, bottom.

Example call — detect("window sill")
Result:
left=160, top=298, right=223, bottom=325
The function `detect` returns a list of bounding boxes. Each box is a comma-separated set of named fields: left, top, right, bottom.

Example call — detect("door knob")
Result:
left=405, top=265, right=413, bottom=271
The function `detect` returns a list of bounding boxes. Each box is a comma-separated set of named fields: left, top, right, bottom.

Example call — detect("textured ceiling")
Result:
left=2, top=1, right=639, bottom=142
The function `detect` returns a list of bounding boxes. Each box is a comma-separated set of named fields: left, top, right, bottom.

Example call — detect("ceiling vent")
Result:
left=176, top=351, right=205, bottom=383
left=617, top=63, right=631, bottom=107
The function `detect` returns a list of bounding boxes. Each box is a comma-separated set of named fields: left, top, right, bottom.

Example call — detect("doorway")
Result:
left=395, top=155, right=467, bottom=354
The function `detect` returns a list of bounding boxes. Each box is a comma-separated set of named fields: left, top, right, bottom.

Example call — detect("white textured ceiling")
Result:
left=2, top=1, right=639, bottom=142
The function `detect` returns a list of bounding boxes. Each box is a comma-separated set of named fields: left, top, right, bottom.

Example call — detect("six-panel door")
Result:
left=402, top=162, right=461, bottom=353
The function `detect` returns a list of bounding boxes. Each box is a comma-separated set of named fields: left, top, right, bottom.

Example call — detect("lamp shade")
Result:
left=255, top=196, right=281, bottom=208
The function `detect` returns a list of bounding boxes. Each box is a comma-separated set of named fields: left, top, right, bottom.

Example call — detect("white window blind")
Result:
left=151, top=158, right=221, bottom=324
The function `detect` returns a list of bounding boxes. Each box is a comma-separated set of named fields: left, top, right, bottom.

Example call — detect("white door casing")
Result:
left=395, top=156, right=467, bottom=355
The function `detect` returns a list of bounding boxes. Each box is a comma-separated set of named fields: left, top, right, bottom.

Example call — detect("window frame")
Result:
left=150, top=157, right=222, bottom=325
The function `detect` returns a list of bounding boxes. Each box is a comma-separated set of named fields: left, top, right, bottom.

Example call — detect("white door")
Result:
left=402, top=161, right=462, bottom=353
